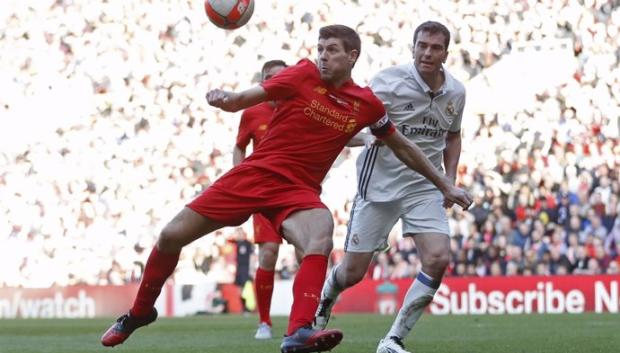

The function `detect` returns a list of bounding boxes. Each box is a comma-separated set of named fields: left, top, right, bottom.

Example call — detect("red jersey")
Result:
left=243, top=59, right=393, bottom=192
left=236, top=102, right=274, bottom=150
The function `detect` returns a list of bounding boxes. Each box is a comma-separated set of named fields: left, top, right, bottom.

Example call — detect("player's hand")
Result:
left=442, top=185, right=472, bottom=210
left=442, top=176, right=458, bottom=208
left=206, top=89, right=236, bottom=112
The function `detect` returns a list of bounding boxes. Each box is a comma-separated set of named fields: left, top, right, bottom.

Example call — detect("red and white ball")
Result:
left=205, top=0, right=255, bottom=30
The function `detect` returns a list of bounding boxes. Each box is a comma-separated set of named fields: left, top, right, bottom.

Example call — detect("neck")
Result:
left=327, top=76, right=350, bottom=88
left=419, top=69, right=445, bottom=92
left=324, top=71, right=352, bottom=88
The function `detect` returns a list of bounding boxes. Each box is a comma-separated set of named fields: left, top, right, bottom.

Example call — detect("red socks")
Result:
left=130, top=247, right=180, bottom=318
left=130, top=247, right=329, bottom=335
left=287, top=255, right=328, bottom=335
left=255, top=267, right=275, bottom=326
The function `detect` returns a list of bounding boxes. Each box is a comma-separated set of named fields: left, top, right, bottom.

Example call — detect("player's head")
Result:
left=412, top=21, right=450, bottom=76
left=317, top=25, right=361, bottom=84
left=261, top=60, right=287, bottom=82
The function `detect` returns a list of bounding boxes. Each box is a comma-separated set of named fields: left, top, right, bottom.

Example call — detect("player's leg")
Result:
left=102, top=166, right=260, bottom=347
left=279, top=208, right=343, bottom=353
left=314, top=251, right=374, bottom=330
left=253, top=213, right=282, bottom=339
left=377, top=233, right=448, bottom=353
left=101, top=207, right=227, bottom=347
left=315, top=195, right=399, bottom=329
left=254, top=241, right=279, bottom=339
left=378, top=190, right=449, bottom=353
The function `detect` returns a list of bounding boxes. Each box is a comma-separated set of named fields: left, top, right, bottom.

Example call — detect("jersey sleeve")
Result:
left=260, top=59, right=313, bottom=101
left=449, top=90, right=466, bottom=132
left=235, top=112, right=252, bottom=149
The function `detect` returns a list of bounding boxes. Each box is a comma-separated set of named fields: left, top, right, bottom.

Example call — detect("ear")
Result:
left=348, top=49, right=359, bottom=65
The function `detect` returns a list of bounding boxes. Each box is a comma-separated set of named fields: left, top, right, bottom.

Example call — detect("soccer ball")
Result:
left=205, top=0, right=255, bottom=30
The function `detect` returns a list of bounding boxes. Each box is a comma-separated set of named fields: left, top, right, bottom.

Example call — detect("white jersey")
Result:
left=356, top=62, right=466, bottom=201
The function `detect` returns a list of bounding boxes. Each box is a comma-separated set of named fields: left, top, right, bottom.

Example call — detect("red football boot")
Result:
left=101, top=308, right=157, bottom=347
left=280, top=325, right=343, bottom=353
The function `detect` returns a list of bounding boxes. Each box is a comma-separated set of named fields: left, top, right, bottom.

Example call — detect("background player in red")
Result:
left=234, top=59, right=288, bottom=340
left=101, top=24, right=472, bottom=353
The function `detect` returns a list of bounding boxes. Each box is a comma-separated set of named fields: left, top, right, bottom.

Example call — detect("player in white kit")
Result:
left=314, top=21, right=468, bottom=353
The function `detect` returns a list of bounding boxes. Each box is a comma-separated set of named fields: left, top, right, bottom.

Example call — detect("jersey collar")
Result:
left=409, top=62, right=455, bottom=95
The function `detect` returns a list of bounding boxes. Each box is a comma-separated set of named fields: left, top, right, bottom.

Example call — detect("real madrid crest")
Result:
left=446, top=101, right=456, bottom=116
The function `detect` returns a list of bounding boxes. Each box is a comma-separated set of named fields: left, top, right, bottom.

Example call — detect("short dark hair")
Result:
left=261, top=60, right=287, bottom=76
left=318, top=24, right=361, bottom=56
left=413, top=21, right=451, bottom=50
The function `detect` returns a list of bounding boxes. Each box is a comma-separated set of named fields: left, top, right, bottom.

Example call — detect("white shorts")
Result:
left=344, top=190, right=449, bottom=253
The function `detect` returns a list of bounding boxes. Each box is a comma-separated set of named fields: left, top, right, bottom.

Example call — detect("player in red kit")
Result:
left=234, top=59, right=288, bottom=340
left=101, top=25, right=472, bottom=353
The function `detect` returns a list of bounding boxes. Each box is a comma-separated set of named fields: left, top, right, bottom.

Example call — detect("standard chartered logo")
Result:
left=304, top=99, right=357, bottom=132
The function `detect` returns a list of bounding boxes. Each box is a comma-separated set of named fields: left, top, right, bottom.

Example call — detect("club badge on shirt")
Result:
left=446, top=101, right=457, bottom=116
left=313, top=86, right=327, bottom=94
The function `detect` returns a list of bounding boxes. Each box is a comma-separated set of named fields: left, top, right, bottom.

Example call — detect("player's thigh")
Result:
left=401, top=190, right=450, bottom=269
left=345, top=195, right=400, bottom=253
left=159, top=207, right=227, bottom=249
left=281, top=207, right=334, bottom=255
left=400, top=190, right=449, bottom=238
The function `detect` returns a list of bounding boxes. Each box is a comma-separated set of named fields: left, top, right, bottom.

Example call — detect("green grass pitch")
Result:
left=1, top=313, right=618, bottom=353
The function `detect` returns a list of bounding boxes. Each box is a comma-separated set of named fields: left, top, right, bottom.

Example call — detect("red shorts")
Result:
left=187, top=164, right=326, bottom=233
left=252, top=213, right=282, bottom=244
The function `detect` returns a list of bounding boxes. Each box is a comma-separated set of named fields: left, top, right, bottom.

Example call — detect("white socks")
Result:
left=321, top=264, right=344, bottom=300
left=386, top=271, right=440, bottom=339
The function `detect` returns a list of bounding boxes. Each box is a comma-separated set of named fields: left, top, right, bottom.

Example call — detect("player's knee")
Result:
left=342, top=262, right=365, bottom=286
left=258, top=245, right=279, bottom=270
left=158, top=225, right=184, bottom=252
left=308, top=234, right=333, bottom=255
left=425, top=251, right=450, bottom=272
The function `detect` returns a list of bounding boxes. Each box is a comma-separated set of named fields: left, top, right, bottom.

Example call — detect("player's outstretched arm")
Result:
left=206, top=86, right=269, bottom=112
left=443, top=131, right=462, bottom=183
left=382, top=130, right=473, bottom=210
left=442, top=130, right=462, bottom=208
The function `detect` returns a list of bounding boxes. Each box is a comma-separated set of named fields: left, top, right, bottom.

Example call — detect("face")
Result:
left=413, top=30, right=448, bottom=76
left=261, top=65, right=285, bottom=82
left=317, top=37, right=357, bottom=84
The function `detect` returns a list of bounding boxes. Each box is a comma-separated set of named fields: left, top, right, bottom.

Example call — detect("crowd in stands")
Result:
left=0, top=0, right=618, bottom=288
